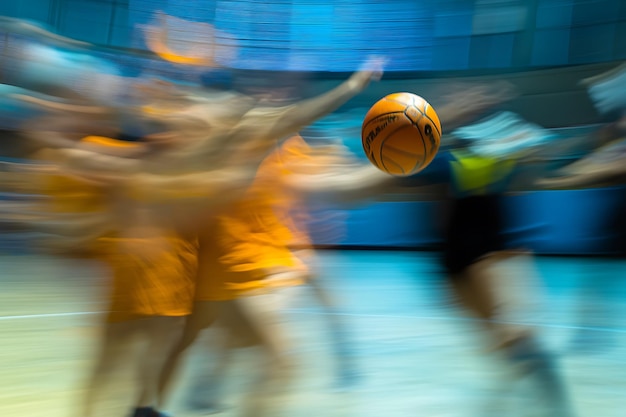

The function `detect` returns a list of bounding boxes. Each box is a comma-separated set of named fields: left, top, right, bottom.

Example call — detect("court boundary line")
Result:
left=1, top=309, right=624, bottom=334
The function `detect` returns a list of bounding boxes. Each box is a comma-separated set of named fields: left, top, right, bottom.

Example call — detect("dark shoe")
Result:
left=130, top=407, right=172, bottom=417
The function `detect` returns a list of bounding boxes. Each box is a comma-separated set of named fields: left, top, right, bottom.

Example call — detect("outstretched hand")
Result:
left=349, top=56, right=387, bottom=91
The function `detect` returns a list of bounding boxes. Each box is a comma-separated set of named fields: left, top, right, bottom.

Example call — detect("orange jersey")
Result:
left=43, top=173, right=107, bottom=215
left=40, top=136, right=199, bottom=320
left=40, top=135, right=142, bottom=215
left=101, top=233, right=198, bottom=322
left=195, top=136, right=316, bottom=301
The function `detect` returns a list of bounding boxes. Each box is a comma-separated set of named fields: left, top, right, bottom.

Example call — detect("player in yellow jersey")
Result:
left=11, top=58, right=384, bottom=417
left=8, top=134, right=197, bottom=417
left=80, top=140, right=199, bottom=417
left=2, top=19, right=384, bottom=416
left=152, top=133, right=392, bottom=417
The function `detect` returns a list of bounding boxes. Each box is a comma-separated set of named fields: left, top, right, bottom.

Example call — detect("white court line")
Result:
left=0, top=311, right=99, bottom=320
left=1, top=309, right=625, bottom=334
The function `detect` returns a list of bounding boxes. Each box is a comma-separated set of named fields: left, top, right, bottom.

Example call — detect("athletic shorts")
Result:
left=442, top=194, right=506, bottom=276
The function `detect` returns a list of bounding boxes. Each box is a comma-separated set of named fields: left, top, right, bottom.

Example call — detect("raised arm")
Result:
left=231, top=59, right=385, bottom=143
left=282, top=162, right=390, bottom=196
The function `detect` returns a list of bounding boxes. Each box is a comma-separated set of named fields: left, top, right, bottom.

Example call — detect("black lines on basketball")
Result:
left=362, top=110, right=404, bottom=155
left=411, top=125, right=428, bottom=168
left=383, top=143, right=422, bottom=158
left=362, top=110, right=404, bottom=130
left=376, top=124, right=406, bottom=173
left=403, top=106, right=423, bottom=125
left=379, top=124, right=427, bottom=175
left=383, top=143, right=424, bottom=174
left=381, top=155, right=405, bottom=175
left=361, top=92, right=441, bottom=177
left=422, top=103, right=442, bottom=137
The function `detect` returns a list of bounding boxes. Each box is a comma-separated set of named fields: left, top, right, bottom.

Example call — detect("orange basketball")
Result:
left=361, top=92, right=442, bottom=176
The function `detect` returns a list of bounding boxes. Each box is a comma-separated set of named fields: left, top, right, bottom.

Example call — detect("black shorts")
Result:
left=442, top=194, right=506, bottom=276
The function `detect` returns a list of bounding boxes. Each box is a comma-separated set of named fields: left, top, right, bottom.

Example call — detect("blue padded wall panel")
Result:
left=108, top=4, right=131, bottom=48
left=318, top=188, right=622, bottom=255
left=0, top=0, right=52, bottom=24
left=431, top=36, right=471, bottom=70
left=214, top=0, right=292, bottom=70
left=469, top=34, right=515, bottom=69
left=433, top=0, right=474, bottom=37
left=487, top=33, right=516, bottom=68
left=615, top=22, right=626, bottom=59
left=312, top=201, right=444, bottom=248
left=162, top=0, right=216, bottom=23
left=536, top=0, right=574, bottom=29
left=504, top=188, right=622, bottom=255
left=472, top=0, right=528, bottom=35
left=569, top=23, right=617, bottom=64
left=571, top=0, right=622, bottom=26
left=57, top=0, right=114, bottom=45
left=0, top=3, right=19, bottom=15
left=532, top=28, right=571, bottom=66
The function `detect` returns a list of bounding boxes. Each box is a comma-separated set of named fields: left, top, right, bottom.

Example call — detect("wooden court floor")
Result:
left=0, top=250, right=624, bottom=417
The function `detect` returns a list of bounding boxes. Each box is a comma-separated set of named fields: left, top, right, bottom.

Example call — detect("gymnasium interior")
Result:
left=1, top=1, right=625, bottom=417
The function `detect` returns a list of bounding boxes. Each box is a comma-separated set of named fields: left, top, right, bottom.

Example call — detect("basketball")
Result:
left=361, top=92, right=442, bottom=176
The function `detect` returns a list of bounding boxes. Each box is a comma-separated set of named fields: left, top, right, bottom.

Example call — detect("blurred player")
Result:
left=5, top=134, right=198, bottom=417
left=401, top=83, right=578, bottom=417
left=155, top=133, right=391, bottom=417
left=12, top=57, right=383, bottom=417
left=4, top=22, right=383, bottom=414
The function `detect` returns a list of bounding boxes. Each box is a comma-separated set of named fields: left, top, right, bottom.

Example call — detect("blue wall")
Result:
left=2, top=0, right=626, bottom=71
left=311, top=187, right=625, bottom=256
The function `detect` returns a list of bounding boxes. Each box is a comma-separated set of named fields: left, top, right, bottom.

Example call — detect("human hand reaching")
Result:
left=348, top=56, right=387, bottom=91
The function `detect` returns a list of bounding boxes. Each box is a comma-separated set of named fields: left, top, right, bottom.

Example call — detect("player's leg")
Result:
left=79, top=316, right=139, bottom=417
left=233, top=290, right=299, bottom=417
left=306, top=275, right=359, bottom=389
left=186, top=301, right=247, bottom=413
left=460, top=253, right=577, bottom=417
left=448, top=253, right=524, bottom=344
left=131, top=316, right=186, bottom=417
left=155, top=301, right=218, bottom=410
